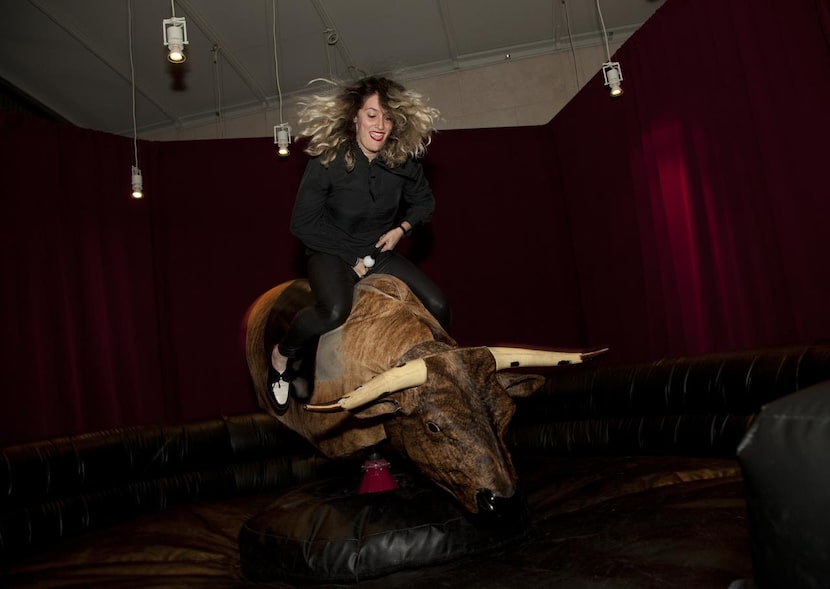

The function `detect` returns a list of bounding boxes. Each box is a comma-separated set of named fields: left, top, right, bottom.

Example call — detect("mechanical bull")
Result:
left=244, top=274, right=604, bottom=515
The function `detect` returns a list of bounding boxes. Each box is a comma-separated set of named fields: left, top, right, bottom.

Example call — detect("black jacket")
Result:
left=290, top=147, right=435, bottom=265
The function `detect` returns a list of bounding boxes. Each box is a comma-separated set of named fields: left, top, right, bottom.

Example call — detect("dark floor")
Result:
left=2, top=454, right=753, bottom=588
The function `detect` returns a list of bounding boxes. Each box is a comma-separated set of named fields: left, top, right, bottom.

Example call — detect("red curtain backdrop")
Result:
left=552, top=0, right=830, bottom=360
left=2, top=0, right=829, bottom=445
left=0, top=116, right=167, bottom=442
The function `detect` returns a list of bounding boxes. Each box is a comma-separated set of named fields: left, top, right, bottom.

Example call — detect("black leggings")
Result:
left=277, top=251, right=450, bottom=358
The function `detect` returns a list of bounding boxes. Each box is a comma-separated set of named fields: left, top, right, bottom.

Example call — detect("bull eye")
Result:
left=426, top=421, right=441, bottom=433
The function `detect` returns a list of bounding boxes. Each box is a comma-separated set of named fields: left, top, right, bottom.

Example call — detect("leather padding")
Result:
left=737, top=379, right=830, bottom=588
left=239, top=475, right=527, bottom=584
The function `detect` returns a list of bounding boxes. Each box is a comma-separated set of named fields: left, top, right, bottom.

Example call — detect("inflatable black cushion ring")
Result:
left=239, top=475, right=528, bottom=584
left=738, top=380, right=830, bottom=588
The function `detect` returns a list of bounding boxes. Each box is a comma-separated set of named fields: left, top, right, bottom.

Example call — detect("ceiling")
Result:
left=0, top=0, right=664, bottom=138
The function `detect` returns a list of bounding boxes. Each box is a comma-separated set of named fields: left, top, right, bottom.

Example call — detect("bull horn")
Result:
left=304, top=359, right=428, bottom=413
left=487, top=346, right=609, bottom=370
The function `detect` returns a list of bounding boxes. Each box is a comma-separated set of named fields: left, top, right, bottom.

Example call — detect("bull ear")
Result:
left=496, top=373, right=546, bottom=398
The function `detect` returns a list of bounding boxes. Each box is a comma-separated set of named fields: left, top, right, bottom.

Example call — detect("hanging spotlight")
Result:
left=270, top=1, right=292, bottom=157
left=162, top=16, right=188, bottom=63
left=274, top=123, right=291, bottom=157
left=131, top=166, right=144, bottom=199
left=128, top=0, right=143, bottom=200
left=596, top=1, right=624, bottom=99
left=602, top=62, right=624, bottom=97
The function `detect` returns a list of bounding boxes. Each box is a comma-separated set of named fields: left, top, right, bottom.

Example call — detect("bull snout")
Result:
left=474, top=488, right=526, bottom=524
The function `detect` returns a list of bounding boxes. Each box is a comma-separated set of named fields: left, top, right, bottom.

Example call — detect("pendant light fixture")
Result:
left=597, top=0, right=624, bottom=98
left=128, top=0, right=143, bottom=199
left=163, top=1, right=188, bottom=64
left=131, top=166, right=144, bottom=199
left=271, top=0, right=291, bottom=156
left=274, top=123, right=291, bottom=156
left=602, top=62, right=624, bottom=97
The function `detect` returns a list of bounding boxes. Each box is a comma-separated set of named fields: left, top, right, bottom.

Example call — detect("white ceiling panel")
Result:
left=447, top=0, right=556, bottom=55
left=325, top=0, right=451, bottom=75
left=0, top=0, right=665, bottom=136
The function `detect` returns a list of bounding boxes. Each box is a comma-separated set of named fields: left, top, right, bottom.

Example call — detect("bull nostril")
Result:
left=471, top=488, right=527, bottom=527
left=476, top=489, right=498, bottom=513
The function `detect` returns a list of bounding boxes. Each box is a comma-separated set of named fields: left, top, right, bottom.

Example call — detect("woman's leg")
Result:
left=372, top=252, right=451, bottom=330
left=277, top=252, right=358, bottom=360
left=267, top=253, right=357, bottom=408
left=267, top=253, right=357, bottom=411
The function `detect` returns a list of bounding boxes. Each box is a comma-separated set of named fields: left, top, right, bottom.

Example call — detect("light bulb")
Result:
left=602, top=62, right=624, bottom=98
left=164, top=20, right=187, bottom=63
left=131, top=166, right=143, bottom=199
left=275, top=125, right=291, bottom=157
left=168, top=45, right=185, bottom=63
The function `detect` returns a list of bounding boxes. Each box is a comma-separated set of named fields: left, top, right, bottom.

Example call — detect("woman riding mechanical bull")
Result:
left=267, top=76, right=450, bottom=410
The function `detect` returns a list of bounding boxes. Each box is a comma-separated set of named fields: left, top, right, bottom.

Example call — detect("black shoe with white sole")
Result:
left=266, top=364, right=295, bottom=412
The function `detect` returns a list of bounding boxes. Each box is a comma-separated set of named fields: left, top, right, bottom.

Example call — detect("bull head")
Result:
left=306, top=345, right=606, bottom=513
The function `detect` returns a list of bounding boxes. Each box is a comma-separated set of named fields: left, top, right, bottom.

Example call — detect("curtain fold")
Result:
left=0, top=116, right=167, bottom=443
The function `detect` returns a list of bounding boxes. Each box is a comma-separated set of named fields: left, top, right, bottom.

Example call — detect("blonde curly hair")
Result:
left=297, top=76, right=440, bottom=170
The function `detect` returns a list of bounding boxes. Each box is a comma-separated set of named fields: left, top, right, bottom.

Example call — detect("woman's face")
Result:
left=354, top=93, right=393, bottom=160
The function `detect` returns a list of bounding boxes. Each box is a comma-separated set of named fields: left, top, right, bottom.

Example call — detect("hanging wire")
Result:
left=561, top=0, right=581, bottom=88
left=272, top=0, right=284, bottom=125
left=128, top=0, right=138, bottom=169
left=595, top=0, right=624, bottom=97
left=212, top=44, right=224, bottom=137
left=596, top=0, right=612, bottom=61
left=170, top=0, right=177, bottom=18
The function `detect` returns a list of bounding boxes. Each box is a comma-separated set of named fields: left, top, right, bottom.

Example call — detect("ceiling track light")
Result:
left=163, top=2, right=188, bottom=64
left=128, top=0, right=143, bottom=199
left=274, top=123, right=291, bottom=157
left=270, top=0, right=291, bottom=156
left=131, top=166, right=144, bottom=199
left=596, top=0, right=624, bottom=98
left=602, top=62, right=624, bottom=97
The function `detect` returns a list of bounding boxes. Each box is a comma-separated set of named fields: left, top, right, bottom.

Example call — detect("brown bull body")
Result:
left=244, top=274, right=595, bottom=513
